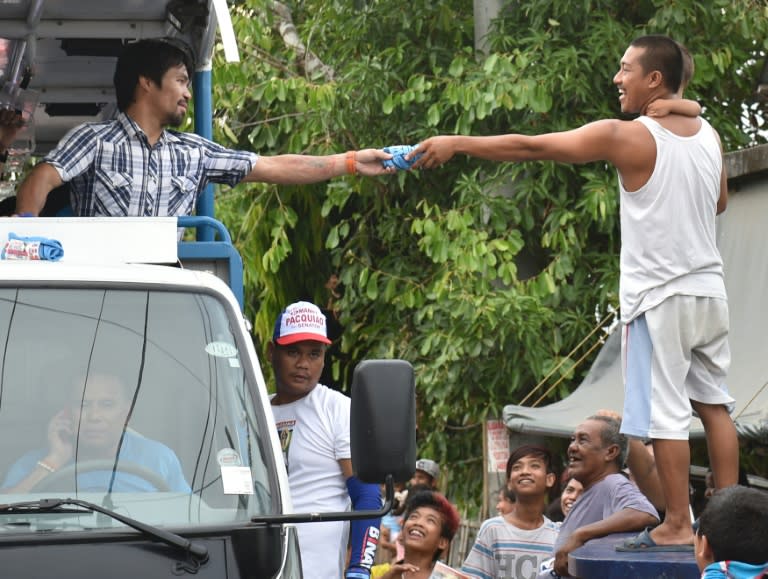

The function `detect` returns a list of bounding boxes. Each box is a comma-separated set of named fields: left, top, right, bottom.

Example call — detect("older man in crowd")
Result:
left=542, top=415, right=659, bottom=578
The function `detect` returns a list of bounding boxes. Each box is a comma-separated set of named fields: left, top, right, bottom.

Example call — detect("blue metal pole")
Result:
left=193, top=68, right=215, bottom=240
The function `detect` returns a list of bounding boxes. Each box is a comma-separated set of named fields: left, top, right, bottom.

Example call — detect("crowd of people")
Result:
left=369, top=421, right=766, bottom=579
left=0, top=25, right=765, bottom=579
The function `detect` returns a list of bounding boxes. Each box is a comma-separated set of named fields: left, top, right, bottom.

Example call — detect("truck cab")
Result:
left=0, top=3, right=415, bottom=577
left=0, top=218, right=299, bottom=577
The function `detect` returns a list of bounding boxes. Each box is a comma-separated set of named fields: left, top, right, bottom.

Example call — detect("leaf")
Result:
left=482, top=53, right=499, bottom=74
left=427, top=103, right=441, bottom=127
left=326, top=225, right=339, bottom=249
left=221, top=122, right=238, bottom=144
left=448, top=58, right=464, bottom=77
left=382, top=94, right=395, bottom=115
left=366, top=274, right=379, bottom=301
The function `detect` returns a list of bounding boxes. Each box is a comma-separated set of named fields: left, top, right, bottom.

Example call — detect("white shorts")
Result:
left=621, top=295, right=733, bottom=440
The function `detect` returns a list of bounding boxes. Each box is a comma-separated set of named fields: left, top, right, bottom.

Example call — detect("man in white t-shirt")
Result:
left=269, top=301, right=382, bottom=579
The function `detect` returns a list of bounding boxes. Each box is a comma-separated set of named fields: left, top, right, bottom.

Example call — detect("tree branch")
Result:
left=269, top=1, right=335, bottom=81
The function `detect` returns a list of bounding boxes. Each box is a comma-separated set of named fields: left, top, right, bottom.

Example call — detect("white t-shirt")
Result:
left=618, top=116, right=726, bottom=323
left=271, top=384, right=351, bottom=578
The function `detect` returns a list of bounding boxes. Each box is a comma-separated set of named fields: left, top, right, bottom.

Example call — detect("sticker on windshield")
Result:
left=217, top=448, right=242, bottom=467
left=205, top=341, right=238, bottom=358
left=221, top=466, right=254, bottom=495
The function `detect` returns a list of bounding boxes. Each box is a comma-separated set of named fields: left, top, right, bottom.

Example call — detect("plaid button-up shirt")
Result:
left=44, top=112, right=258, bottom=216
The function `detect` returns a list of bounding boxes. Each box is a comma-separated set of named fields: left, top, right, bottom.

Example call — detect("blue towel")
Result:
left=2, top=232, right=64, bottom=261
left=382, top=145, right=422, bottom=170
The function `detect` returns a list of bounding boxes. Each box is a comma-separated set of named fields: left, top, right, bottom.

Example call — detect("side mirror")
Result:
left=351, top=359, right=416, bottom=484
left=252, top=359, right=416, bottom=525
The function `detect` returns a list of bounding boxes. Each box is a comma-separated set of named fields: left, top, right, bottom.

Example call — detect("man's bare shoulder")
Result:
left=582, top=117, right=647, bottom=137
left=569, top=118, right=652, bottom=165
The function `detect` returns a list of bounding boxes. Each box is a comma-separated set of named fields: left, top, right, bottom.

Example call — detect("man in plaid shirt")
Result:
left=15, top=39, right=392, bottom=217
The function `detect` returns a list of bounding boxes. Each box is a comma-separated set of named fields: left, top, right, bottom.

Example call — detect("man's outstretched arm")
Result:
left=244, top=149, right=394, bottom=184
left=409, top=120, right=634, bottom=170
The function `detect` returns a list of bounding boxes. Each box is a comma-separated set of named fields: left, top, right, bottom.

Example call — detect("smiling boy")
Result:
left=371, top=489, right=461, bottom=579
left=462, top=445, right=560, bottom=579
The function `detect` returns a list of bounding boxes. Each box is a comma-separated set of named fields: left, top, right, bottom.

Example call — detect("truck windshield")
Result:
left=0, top=287, right=276, bottom=532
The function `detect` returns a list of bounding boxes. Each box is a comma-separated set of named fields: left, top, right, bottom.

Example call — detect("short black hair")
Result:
left=505, top=444, right=555, bottom=481
left=630, top=34, right=684, bottom=95
left=697, top=485, right=768, bottom=564
left=113, top=38, right=195, bottom=111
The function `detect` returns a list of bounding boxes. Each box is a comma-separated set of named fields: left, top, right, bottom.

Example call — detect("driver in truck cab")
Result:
left=1, top=373, right=190, bottom=494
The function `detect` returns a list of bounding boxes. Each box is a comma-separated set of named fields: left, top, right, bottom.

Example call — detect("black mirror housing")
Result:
left=350, top=359, right=416, bottom=484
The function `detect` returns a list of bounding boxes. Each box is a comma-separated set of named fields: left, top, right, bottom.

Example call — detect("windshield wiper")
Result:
left=0, top=498, right=208, bottom=562
left=0, top=500, right=87, bottom=515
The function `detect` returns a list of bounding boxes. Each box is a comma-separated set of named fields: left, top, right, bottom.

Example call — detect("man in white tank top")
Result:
left=410, top=34, right=738, bottom=567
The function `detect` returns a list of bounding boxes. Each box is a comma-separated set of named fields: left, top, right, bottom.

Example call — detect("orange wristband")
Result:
left=345, top=151, right=356, bottom=175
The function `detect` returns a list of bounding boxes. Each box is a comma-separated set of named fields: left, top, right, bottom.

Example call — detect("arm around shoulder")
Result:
left=647, top=98, right=701, bottom=118
left=15, top=163, right=63, bottom=216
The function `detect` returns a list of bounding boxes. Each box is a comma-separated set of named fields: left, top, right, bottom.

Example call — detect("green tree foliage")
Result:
left=212, top=0, right=768, bottom=512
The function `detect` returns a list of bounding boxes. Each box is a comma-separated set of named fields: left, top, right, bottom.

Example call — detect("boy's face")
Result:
left=507, top=454, right=555, bottom=497
left=496, top=489, right=514, bottom=516
left=401, top=505, right=448, bottom=555
left=410, top=469, right=436, bottom=489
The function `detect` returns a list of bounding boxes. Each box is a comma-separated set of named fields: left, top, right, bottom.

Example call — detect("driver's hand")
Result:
left=45, top=409, right=74, bottom=468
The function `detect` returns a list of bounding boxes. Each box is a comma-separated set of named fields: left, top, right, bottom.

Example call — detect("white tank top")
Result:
left=618, top=116, right=726, bottom=323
